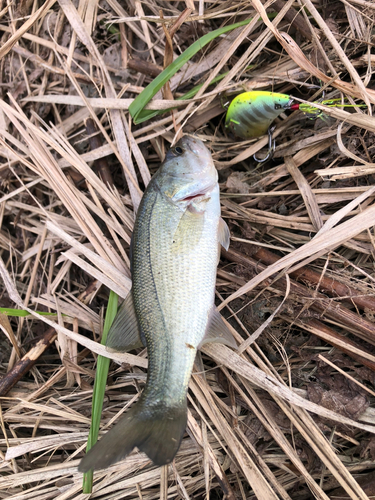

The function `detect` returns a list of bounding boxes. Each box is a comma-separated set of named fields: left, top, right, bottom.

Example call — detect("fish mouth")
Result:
left=172, top=182, right=216, bottom=203
left=179, top=192, right=207, bottom=202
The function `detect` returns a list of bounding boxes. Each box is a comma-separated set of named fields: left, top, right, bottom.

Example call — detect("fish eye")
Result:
left=174, top=146, right=183, bottom=155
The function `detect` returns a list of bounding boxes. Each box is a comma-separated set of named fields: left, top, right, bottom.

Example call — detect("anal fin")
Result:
left=198, top=307, right=237, bottom=350
left=106, top=290, right=145, bottom=353
left=218, top=218, right=230, bottom=251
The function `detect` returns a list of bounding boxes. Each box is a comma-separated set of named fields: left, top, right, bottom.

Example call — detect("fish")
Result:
left=79, top=135, right=236, bottom=472
left=225, top=91, right=293, bottom=139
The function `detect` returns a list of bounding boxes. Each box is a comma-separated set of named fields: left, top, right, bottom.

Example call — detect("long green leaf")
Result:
left=82, top=290, right=118, bottom=493
left=129, top=18, right=255, bottom=124
left=0, top=307, right=59, bottom=317
left=134, top=71, right=229, bottom=124
left=134, top=64, right=256, bottom=124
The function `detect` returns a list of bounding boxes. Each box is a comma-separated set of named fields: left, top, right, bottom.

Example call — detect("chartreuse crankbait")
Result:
left=225, top=91, right=293, bottom=139
left=224, top=92, right=366, bottom=161
left=225, top=92, right=366, bottom=140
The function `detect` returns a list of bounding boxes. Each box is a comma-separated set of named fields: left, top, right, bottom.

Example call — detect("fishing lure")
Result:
left=224, top=92, right=366, bottom=162
left=224, top=91, right=293, bottom=140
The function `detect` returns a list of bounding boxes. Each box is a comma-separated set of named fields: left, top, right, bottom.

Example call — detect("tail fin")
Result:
left=79, top=397, right=187, bottom=471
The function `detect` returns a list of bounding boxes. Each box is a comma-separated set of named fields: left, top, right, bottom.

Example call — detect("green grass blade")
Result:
left=82, top=290, right=118, bottom=493
left=129, top=18, right=256, bottom=124
left=134, top=64, right=256, bottom=124
left=0, top=307, right=58, bottom=317
left=133, top=70, right=230, bottom=124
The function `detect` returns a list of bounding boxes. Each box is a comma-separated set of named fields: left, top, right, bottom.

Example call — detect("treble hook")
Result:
left=253, top=126, right=276, bottom=163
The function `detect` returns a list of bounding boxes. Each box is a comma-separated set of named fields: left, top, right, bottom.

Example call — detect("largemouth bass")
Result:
left=79, top=136, right=236, bottom=471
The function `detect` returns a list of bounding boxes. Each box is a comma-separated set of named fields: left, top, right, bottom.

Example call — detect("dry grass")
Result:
left=1, top=0, right=375, bottom=498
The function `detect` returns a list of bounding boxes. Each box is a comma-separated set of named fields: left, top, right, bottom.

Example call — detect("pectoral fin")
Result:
left=106, top=290, right=145, bottom=353
left=172, top=209, right=204, bottom=254
left=198, top=308, right=237, bottom=349
left=218, top=218, right=230, bottom=250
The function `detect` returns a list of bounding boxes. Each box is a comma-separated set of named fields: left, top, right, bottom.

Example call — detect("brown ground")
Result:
left=1, top=1, right=375, bottom=499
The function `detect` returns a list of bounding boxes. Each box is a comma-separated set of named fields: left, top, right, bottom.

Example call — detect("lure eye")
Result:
left=174, top=146, right=183, bottom=155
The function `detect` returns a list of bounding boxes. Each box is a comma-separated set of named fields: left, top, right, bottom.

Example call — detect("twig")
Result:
left=127, top=57, right=163, bottom=77
left=248, top=245, right=375, bottom=312
left=187, top=410, right=236, bottom=500
left=224, top=247, right=375, bottom=347
left=271, top=0, right=313, bottom=41
left=160, top=465, right=169, bottom=500
left=284, top=316, right=375, bottom=372
left=159, top=8, right=192, bottom=140
left=0, top=327, right=57, bottom=397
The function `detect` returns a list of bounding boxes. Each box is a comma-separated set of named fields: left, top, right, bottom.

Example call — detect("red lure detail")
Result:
left=289, top=103, right=300, bottom=111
